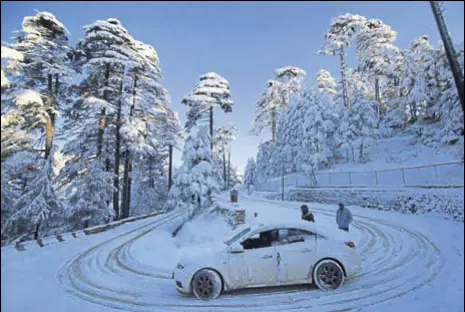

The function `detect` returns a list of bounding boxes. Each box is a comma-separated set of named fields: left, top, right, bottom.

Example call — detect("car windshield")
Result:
left=224, top=226, right=251, bottom=246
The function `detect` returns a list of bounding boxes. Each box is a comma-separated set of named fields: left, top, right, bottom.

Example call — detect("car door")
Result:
left=275, top=228, right=317, bottom=284
left=239, top=230, right=279, bottom=287
left=227, top=250, right=249, bottom=289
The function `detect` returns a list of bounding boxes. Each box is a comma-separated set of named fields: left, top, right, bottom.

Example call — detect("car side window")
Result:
left=241, top=230, right=279, bottom=250
left=278, top=228, right=316, bottom=246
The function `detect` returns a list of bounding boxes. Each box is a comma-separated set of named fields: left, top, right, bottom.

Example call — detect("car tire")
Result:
left=313, top=259, right=345, bottom=291
left=191, top=269, right=222, bottom=300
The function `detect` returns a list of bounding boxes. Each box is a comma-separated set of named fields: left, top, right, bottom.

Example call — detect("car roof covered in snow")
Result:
left=251, top=220, right=317, bottom=233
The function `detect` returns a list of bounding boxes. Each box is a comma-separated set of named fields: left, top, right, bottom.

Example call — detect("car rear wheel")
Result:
left=313, top=259, right=345, bottom=290
left=191, top=269, right=222, bottom=300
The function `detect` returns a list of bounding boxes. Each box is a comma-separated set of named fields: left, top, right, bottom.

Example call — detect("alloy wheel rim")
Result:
left=317, top=263, right=342, bottom=289
left=195, top=275, right=214, bottom=298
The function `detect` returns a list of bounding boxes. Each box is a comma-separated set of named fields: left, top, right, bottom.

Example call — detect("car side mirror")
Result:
left=229, top=243, right=244, bottom=254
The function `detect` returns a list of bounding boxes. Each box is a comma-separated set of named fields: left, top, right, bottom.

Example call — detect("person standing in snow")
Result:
left=336, top=203, right=353, bottom=232
left=301, top=204, right=315, bottom=223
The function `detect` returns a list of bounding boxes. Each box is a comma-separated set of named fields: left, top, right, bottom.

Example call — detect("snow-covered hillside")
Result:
left=323, top=129, right=463, bottom=173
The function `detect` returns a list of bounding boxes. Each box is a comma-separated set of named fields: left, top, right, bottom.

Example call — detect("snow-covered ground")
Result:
left=256, top=132, right=464, bottom=191
left=327, top=132, right=463, bottom=172
left=1, top=194, right=463, bottom=312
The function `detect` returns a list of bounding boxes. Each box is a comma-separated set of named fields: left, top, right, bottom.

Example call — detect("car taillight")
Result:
left=345, top=241, right=355, bottom=248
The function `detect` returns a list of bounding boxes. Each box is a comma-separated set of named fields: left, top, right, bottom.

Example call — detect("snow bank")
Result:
left=174, top=209, right=232, bottom=248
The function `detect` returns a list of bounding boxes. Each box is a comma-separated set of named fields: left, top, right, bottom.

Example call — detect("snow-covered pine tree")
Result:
left=255, top=141, right=275, bottom=182
left=378, top=44, right=406, bottom=137
left=252, top=67, right=306, bottom=144
left=243, top=157, right=257, bottom=190
left=316, top=69, right=338, bottom=97
left=163, top=109, right=183, bottom=191
left=296, top=87, right=339, bottom=171
left=336, top=85, right=379, bottom=162
left=320, top=13, right=366, bottom=108
left=182, top=73, right=233, bottom=149
left=434, top=42, right=464, bottom=145
left=400, top=35, right=437, bottom=124
left=228, top=165, right=243, bottom=188
left=59, top=18, right=136, bottom=223
left=119, top=39, right=177, bottom=218
left=356, top=19, right=401, bottom=119
left=1, top=106, right=36, bottom=236
left=1, top=72, right=65, bottom=239
left=274, top=66, right=306, bottom=105
left=57, top=97, right=115, bottom=229
left=2, top=153, right=63, bottom=240
left=165, top=126, right=218, bottom=218
left=8, top=11, right=73, bottom=158
left=251, top=80, right=284, bottom=143
left=213, top=123, right=237, bottom=190
left=276, top=87, right=308, bottom=174
left=1, top=11, right=74, bottom=238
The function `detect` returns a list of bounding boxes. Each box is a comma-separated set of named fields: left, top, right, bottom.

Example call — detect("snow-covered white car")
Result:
left=173, top=221, right=362, bottom=300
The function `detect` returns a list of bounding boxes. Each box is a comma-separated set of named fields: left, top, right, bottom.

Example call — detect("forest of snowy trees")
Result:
left=1, top=8, right=463, bottom=242
left=1, top=12, right=242, bottom=241
left=243, top=12, right=464, bottom=189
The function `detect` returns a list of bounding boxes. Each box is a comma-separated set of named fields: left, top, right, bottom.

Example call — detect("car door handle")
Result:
left=261, top=254, right=273, bottom=259
left=300, top=248, right=312, bottom=253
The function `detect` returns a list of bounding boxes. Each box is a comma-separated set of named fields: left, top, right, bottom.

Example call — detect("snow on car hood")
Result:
left=177, top=241, right=227, bottom=266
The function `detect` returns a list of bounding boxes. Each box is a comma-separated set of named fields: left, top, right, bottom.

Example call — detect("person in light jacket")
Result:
left=301, top=204, right=315, bottom=223
left=336, top=203, right=352, bottom=232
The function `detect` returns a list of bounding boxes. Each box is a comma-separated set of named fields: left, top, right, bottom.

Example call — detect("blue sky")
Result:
left=2, top=1, right=464, bottom=171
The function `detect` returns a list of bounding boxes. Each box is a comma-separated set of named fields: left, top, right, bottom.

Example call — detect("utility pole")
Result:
left=430, top=1, right=464, bottom=112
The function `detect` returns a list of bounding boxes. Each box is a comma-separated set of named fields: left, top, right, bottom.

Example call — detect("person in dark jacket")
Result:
left=301, top=204, right=315, bottom=223
left=336, top=203, right=353, bottom=232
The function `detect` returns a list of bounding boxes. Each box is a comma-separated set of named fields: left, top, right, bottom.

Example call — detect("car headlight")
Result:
left=176, top=263, right=184, bottom=270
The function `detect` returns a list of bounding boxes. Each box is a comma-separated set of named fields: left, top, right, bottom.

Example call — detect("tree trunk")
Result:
left=127, top=161, right=132, bottom=216
left=339, top=47, right=349, bottom=108
left=105, top=143, right=111, bottom=208
left=54, top=74, right=59, bottom=126
left=149, top=156, right=154, bottom=188
left=227, top=150, right=231, bottom=188
left=375, top=76, right=381, bottom=119
left=271, top=107, right=276, bottom=143
left=97, top=65, right=110, bottom=157
left=410, top=101, right=418, bottom=123
left=168, top=145, right=173, bottom=190
left=45, top=74, right=54, bottom=159
left=222, top=143, right=226, bottom=190
left=430, top=1, right=465, bottom=112
left=359, top=141, right=364, bottom=162
left=122, top=76, right=137, bottom=219
left=113, top=80, right=124, bottom=220
left=34, top=223, right=40, bottom=240
left=210, top=106, right=214, bottom=150
left=45, top=113, right=53, bottom=160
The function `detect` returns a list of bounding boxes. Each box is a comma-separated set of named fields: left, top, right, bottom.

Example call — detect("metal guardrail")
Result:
left=1, top=211, right=164, bottom=252
left=255, top=161, right=464, bottom=192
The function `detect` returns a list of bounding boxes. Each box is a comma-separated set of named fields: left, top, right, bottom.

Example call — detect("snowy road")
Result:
left=2, top=195, right=463, bottom=312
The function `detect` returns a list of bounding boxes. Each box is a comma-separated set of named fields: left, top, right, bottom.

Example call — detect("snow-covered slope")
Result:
left=324, top=130, right=463, bottom=173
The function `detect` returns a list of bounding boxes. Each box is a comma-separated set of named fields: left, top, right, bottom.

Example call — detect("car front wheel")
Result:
left=191, top=269, right=222, bottom=300
left=313, top=259, right=345, bottom=290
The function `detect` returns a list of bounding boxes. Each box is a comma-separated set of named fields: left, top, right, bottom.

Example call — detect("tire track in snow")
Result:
left=57, top=198, right=444, bottom=311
